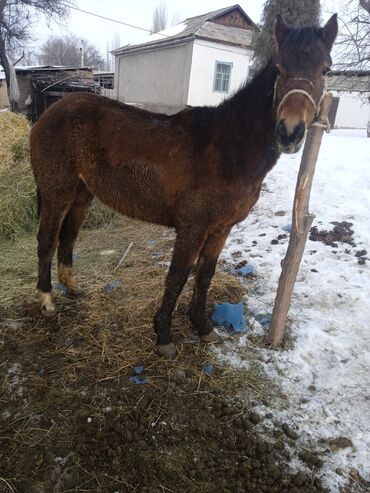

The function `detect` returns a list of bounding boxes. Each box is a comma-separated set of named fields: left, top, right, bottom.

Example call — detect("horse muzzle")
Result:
left=276, top=119, right=306, bottom=154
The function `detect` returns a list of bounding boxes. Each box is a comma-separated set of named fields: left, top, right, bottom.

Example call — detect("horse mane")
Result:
left=280, top=26, right=323, bottom=54
left=218, top=62, right=278, bottom=118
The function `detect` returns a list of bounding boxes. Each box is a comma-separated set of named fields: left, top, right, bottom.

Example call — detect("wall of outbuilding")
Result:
left=116, top=43, right=193, bottom=114
left=332, top=91, right=369, bottom=129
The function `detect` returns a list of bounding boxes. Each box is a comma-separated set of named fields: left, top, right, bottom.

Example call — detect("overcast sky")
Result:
left=32, top=0, right=337, bottom=57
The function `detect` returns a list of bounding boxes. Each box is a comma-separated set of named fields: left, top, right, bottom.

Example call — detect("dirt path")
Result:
left=0, top=217, right=335, bottom=492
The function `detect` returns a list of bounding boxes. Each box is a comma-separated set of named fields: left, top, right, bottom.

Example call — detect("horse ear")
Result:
left=321, top=14, right=338, bottom=49
left=274, top=15, right=289, bottom=50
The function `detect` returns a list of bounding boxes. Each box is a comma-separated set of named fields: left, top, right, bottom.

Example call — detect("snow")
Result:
left=128, top=23, right=187, bottom=47
left=220, top=129, right=370, bottom=491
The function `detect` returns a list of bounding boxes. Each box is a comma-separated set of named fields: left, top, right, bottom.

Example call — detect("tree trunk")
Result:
left=0, top=39, right=20, bottom=112
left=267, top=94, right=333, bottom=347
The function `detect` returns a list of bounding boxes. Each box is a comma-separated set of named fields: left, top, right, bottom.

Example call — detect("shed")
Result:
left=112, top=4, right=258, bottom=114
left=14, top=66, right=98, bottom=121
left=93, top=71, right=115, bottom=98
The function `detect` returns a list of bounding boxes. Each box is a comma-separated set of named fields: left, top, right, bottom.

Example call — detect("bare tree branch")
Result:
left=334, top=0, right=370, bottom=70
left=38, top=34, right=104, bottom=69
left=0, top=0, right=74, bottom=110
left=151, top=2, right=168, bottom=33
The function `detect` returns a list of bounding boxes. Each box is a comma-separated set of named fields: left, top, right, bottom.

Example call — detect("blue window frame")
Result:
left=213, top=61, right=233, bottom=93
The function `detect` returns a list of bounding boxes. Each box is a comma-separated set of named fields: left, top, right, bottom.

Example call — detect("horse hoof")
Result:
left=38, top=291, right=57, bottom=318
left=200, top=330, right=223, bottom=344
left=156, top=343, right=177, bottom=360
left=41, top=304, right=57, bottom=318
left=68, top=289, right=86, bottom=299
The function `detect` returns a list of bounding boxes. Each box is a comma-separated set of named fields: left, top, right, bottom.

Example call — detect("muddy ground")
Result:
left=0, top=216, right=363, bottom=493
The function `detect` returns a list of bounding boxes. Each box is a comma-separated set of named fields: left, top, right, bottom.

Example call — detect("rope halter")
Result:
left=274, top=75, right=330, bottom=132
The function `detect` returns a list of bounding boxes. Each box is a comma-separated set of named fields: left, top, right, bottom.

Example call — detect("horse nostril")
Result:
left=293, top=122, right=305, bottom=143
left=276, top=121, right=305, bottom=147
left=276, top=120, right=288, bottom=144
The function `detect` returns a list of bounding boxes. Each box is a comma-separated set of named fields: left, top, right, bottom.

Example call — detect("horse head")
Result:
left=274, top=14, right=338, bottom=154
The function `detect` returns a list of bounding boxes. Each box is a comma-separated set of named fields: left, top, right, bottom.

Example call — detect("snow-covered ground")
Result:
left=221, top=129, right=370, bottom=491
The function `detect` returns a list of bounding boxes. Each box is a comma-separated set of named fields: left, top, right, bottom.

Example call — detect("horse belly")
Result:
left=81, top=161, right=172, bottom=226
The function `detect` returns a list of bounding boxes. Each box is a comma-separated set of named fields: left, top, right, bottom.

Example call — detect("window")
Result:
left=213, top=61, right=232, bottom=93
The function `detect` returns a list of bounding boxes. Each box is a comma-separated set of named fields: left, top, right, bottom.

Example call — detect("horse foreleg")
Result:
left=154, top=231, right=205, bottom=359
left=190, top=228, right=231, bottom=343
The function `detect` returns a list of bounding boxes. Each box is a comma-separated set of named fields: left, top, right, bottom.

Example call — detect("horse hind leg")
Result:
left=36, top=198, right=71, bottom=316
left=57, top=181, right=93, bottom=297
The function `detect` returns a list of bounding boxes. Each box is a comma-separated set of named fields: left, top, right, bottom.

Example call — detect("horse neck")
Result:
left=214, top=62, right=279, bottom=180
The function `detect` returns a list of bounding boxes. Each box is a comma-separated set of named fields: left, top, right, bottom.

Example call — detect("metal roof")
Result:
left=328, top=70, right=370, bottom=93
left=14, top=65, right=93, bottom=72
left=112, top=4, right=257, bottom=56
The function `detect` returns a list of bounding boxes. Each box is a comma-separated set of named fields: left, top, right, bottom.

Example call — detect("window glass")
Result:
left=213, top=62, right=232, bottom=93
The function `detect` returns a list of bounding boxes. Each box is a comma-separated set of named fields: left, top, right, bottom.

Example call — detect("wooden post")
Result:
left=267, top=93, right=333, bottom=347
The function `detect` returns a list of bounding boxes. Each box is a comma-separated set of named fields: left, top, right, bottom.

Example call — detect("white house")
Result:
left=112, top=5, right=258, bottom=114
left=327, top=70, right=370, bottom=131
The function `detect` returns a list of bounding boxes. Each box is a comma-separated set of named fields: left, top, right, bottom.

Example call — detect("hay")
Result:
left=0, top=216, right=270, bottom=400
left=0, top=162, right=38, bottom=240
left=0, top=112, right=30, bottom=170
left=0, top=112, right=115, bottom=240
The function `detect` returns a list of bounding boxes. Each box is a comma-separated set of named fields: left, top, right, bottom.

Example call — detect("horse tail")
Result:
left=36, top=186, right=41, bottom=216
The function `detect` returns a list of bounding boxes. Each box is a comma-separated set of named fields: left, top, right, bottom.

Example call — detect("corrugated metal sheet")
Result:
left=195, top=21, right=253, bottom=48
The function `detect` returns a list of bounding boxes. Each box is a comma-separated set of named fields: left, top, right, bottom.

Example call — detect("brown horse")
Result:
left=31, top=15, right=337, bottom=358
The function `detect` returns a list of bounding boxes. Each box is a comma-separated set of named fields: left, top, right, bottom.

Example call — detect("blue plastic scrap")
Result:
left=103, top=279, right=122, bottom=293
left=255, top=313, right=272, bottom=327
left=202, top=364, right=214, bottom=376
left=212, top=302, right=248, bottom=333
left=150, top=251, right=164, bottom=257
left=234, top=264, right=255, bottom=277
left=54, top=282, right=68, bottom=295
left=129, top=365, right=149, bottom=385
left=282, top=224, right=292, bottom=233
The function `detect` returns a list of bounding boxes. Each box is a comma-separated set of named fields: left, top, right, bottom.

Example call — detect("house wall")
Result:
left=116, top=43, right=193, bottom=114
left=187, top=39, right=252, bottom=107
left=0, top=79, right=9, bottom=108
left=332, top=91, right=369, bottom=129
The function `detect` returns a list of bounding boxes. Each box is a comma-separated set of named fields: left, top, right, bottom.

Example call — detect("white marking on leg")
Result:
left=58, top=264, right=79, bottom=293
left=37, top=290, right=56, bottom=315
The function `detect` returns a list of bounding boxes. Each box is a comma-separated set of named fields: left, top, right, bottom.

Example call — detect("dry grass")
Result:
left=0, top=111, right=273, bottom=425
left=0, top=216, right=272, bottom=400
left=0, top=161, right=39, bottom=240
left=0, top=111, right=30, bottom=171
left=0, top=112, right=114, bottom=240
